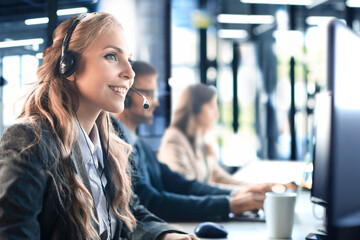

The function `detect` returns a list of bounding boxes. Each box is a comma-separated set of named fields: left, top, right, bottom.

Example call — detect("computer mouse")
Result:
left=194, top=221, right=228, bottom=238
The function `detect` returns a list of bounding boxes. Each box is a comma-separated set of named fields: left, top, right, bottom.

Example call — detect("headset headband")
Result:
left=61, top=13, right=87, bottom=57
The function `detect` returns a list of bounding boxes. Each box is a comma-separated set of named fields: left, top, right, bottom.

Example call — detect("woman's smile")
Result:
left=109, top=85, right=128, bottom=98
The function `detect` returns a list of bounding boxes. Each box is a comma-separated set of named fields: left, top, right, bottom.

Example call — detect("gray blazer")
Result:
left=0, top=122, right=182, bottom=240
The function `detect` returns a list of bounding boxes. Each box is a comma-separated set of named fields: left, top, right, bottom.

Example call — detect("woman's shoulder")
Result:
left=2, top=122, right=40, bottom=144
left=1, top=121, right=60, bottom=160
left=2, top=121, right=53, bottom=141
left=160, top=127, right=193, bottom=154
left=163, top=126, right=186, bottom=141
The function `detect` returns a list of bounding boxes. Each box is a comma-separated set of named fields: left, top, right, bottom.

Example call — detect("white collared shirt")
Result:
left=77, top=123, right=116, bottom=239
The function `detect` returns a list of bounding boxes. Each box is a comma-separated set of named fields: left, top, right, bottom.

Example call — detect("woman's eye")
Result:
left=105, top=53, right=117, bottom=61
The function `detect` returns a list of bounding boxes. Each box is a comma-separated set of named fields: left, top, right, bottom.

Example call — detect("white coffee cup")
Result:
left=264, top=192, right=297, bottom=239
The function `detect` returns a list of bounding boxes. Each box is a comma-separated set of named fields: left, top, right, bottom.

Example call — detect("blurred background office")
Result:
left=0, top=0, right=358, bottom=168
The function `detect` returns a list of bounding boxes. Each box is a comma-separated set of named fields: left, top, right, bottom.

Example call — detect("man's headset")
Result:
left=58, top=13, right=150, bottom=109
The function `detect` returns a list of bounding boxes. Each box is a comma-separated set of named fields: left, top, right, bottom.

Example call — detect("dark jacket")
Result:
left=111, top=116, right=232, bottom=222
left=0, top=122, right=182, bottom=240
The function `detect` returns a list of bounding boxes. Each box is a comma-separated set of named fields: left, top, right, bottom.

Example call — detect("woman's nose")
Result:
left=121, top=62, right=135, bottom=80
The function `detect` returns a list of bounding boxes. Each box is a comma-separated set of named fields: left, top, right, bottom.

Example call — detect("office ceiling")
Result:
left=218, top=0, right=356, bottom=31
left=0, top=0, right=357, bottom=54
left=0, top=0, right=96, bottom=22
left=0, top=0, right=97, bottom=55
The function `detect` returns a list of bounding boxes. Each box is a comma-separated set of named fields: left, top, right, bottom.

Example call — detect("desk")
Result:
left=170, top=160, right=325, bottom=240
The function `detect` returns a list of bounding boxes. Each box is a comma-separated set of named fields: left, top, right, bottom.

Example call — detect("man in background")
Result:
left=111, top=61, right=271, bottom=221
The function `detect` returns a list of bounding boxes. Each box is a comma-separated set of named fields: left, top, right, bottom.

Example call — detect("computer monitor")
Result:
left=308, top=19, right=360, bottom=240
left=326, top=19, right=360, bottom=239
left=306, top=91, right=332, bottom=240
left=311, top=91, right=332, bottom=207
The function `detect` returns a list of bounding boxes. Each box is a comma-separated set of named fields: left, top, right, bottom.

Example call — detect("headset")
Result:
left=59, top=13, right=87, bottom=79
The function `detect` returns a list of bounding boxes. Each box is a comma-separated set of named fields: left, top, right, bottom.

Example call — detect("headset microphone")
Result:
left=130, top=87, right=150, bottom=109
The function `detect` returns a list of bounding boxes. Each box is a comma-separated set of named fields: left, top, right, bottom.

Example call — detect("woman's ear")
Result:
left=65, top=74, right=76, bottom=81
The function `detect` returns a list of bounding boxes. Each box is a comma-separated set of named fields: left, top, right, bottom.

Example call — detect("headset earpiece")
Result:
left=59, top=13, right=86, bottom=79
left=59, top=51, right=79, bottom=78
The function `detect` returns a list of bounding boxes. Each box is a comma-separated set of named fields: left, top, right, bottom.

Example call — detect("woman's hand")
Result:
left=239, top=183, right=274, bottom=194
left=159, top=233, right=199, bottom=240
left=230, top=182, right=296, bottom=215
left=229, top=191, right=266, bottom=214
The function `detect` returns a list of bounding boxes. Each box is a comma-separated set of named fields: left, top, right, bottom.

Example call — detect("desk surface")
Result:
left=170, top=160, right=325, bottom=240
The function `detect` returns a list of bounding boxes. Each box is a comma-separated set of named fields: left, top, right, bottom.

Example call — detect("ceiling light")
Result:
left=25, top=17, right=49, bottom=25
left=57, top=7, right=88, bottom=16
left=306, top=16, right=337, bottom=26
left=0, top=38, right=44, bottom=48
left=346, top=0, right=360, bottom=8
left=25, top=7, right=88, bottom=25
left=240, top=0, right=312, bottom=5
left=218, top=29, right=248, bottom=39
left=217, top=14, right=275, bottom=24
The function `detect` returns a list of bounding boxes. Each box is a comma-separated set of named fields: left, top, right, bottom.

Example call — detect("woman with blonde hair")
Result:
left=0, top=12, right=196, bottom=240
left=158, top=83, right=273, bottom=193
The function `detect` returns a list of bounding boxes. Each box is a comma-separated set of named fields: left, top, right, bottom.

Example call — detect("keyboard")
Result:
left=229, top=209, right=265, bottom=222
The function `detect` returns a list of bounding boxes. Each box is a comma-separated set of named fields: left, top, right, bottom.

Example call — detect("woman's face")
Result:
left=197, top=95, right=219, bottom=131
left=73, top=27, right=134, bottom=116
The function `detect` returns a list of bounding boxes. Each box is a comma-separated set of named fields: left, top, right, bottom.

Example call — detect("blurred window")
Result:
left=1, top=55, right=39, bottom=135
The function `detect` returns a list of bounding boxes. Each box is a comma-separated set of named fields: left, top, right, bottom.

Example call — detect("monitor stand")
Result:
left=306, top=204, right=328, bottom=240
left=305, top=232, right=328, bottom=240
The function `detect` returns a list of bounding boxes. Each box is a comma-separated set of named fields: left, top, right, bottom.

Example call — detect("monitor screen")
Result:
left=327, top=19, right=360, bottom=239
left=311, top=91, right=332, bottom=206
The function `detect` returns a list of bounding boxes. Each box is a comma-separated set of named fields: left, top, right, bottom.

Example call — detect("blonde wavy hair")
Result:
left=17, top=12, right=136, bottom=239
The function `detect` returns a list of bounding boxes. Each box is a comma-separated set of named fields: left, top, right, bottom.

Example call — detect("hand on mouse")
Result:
left=158, top=233, right=199, bottom=240
left=229, top=191, right=265, bottom=215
